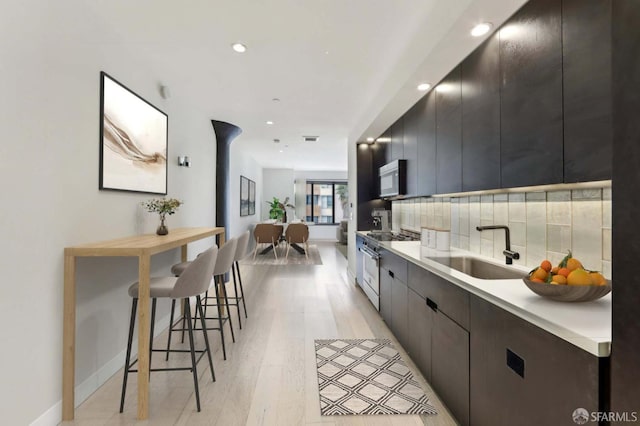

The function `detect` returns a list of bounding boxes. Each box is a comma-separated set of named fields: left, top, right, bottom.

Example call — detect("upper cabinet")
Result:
left=417, top=93, right=437, bottom=196
left=562, top=0, right=612, bottom=182
left=461, top=33, right=501, bottom=191
left=500, top=0, right=563, bottom=188
left=367, top=0, right=612, bottom=199
left=403, top=102, right=420, bottom=196
left=436, top=66, right=463, bottom=194
left=387, top=117, right=405, bottom=163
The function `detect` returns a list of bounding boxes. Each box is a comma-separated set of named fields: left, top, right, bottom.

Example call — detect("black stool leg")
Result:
left=180, top=309, right=186, bottom=344
left=236, top=262, right=248, bottom=318
left=232, top=264, right=242, bottom=329
left=215, top=279, right=227, bottom=360
left=149, top=298, right=157, bottom=379
left=120, top=298, right=137, bottom=413
left=196, top=295, right=216, bottom=382
left=165, top=299, right=176, bottom=361
left=184, top=298, right=201, bottom=412
left=222, top=278, right=236, bottom=343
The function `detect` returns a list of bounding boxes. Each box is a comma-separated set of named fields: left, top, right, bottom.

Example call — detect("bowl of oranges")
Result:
left=523, top=251, right=611, bottom=302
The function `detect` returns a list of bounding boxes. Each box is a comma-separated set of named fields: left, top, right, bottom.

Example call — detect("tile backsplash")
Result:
left=391, top=187, right=612, bottom=278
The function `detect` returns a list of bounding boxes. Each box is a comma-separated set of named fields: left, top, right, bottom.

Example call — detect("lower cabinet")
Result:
left=469, top=295, right=600, bottom=426
left=432, top=310, right=470, bottom=426
left=407, top=289, right=433, bottom=380
left=379, top=264, right=392, bottom=326
left=380, top=255, right=603, bottom=426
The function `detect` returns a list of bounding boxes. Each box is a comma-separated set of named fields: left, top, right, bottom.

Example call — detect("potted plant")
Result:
left=142, top=197, right=183, bottom=235
left=267, top=197, right=295, bottom=222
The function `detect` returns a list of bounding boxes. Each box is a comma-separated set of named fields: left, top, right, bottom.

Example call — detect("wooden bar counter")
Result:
left=62, top=227, right=225, bottom=420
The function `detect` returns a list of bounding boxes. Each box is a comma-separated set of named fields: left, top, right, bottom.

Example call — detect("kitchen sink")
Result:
left=427, top=256, right=524, bottom=280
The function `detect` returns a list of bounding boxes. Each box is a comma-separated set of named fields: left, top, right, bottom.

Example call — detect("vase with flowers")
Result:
left=142, top=197, right=183, bottom=235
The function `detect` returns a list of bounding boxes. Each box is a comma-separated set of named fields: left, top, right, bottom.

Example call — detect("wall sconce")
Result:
left=177, top=156, right=191, bottom=167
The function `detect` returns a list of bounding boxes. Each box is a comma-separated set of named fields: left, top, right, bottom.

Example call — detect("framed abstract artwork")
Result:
left=240, top=175, right=250, bottom=216
left=248, top=180, right=256, bottom=215
left=99, top=72, right=168, bottom=195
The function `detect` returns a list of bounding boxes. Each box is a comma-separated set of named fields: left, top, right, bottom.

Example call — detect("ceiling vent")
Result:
left=303, top=136, right=319, bottom=142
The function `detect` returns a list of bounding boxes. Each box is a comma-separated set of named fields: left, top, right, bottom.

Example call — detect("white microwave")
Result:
left=379, top=159, right=407, bottom=198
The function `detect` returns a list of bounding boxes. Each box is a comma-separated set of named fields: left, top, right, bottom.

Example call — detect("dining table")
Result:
left=62, top=227, right=225, bottom=421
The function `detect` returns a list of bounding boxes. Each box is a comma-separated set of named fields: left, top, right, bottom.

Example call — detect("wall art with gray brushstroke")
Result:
left=99, top=72, right=168, bottom=195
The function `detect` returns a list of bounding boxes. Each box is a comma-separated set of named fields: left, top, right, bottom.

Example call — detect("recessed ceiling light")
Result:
left=417, top=83, right=431, bottom=92
left=470, top=23, right=492, bottom=37
left=266, top=121, right=274, bottom=125
left=279, top=150, right=283, bottom=153
left=272, top=98, right=280, bottom=102
left=366, top=137, right=374, bottom=142
left=231, top=43, right=247, bottom=53
left=273, top=139, right=280, bottom=143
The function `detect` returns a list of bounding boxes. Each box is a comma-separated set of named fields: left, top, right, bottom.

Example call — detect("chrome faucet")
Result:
left=476, top=225, right=520, bottom=265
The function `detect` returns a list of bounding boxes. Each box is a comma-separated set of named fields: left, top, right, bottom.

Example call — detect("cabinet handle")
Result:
left=426, top=297, right=438, bottom=312
left=506, top=348, right=525, bottom=378
left=388, top=270, right=394, bottom=278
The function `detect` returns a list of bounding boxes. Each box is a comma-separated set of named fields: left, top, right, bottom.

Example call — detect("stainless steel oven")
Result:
left=359, top=243, right=380, bottom=310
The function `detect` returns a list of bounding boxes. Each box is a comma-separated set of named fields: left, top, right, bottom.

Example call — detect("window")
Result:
left=305, top=181, right=348, bottom=224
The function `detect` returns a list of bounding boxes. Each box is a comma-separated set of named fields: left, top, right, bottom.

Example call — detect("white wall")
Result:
left=229, top=144, right=263, bottom=249
left=262, top=168, right=295, bottom=221
left=0, top=2, right=218, bottom=424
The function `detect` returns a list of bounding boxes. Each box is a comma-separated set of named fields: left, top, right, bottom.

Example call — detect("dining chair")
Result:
left=120, top=246, right=218, bottom=413
left=253, top=223, right=278, bottom=259
left=284, top=223, right=310, bottom=259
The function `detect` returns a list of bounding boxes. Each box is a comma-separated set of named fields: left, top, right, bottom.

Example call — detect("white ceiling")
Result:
left=90, top=0, right=528, bottom=171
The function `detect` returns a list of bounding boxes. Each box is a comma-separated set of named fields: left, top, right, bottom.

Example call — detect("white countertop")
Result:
left=357, top=232, right=611, bottom=357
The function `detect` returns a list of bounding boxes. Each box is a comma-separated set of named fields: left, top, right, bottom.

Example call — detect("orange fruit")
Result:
left=589, top=272, right=607, bottom=286
left=551, top=266, right=560, bottom=274
left=566, top=257, right=583, bottom=271
left=540, top=260, right=552, bottom=272
left=531, top=277, right=545, bottom=283
left=531, top=267, right=548, bottom=281
left=558, top=267, right=571, bottom=278
left=552, top=274, right=567, bottom=285
left=567, top=269, right=592, bottom=286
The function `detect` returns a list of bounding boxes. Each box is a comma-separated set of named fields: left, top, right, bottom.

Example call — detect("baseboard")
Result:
left=30, top=313, right=172, bottom=426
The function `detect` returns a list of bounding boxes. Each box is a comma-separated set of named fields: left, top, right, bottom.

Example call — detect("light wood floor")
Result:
left=66, top=242, right=458, bottom=425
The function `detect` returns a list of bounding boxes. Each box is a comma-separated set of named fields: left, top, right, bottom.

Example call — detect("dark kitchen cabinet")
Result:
left=407, top=288, right=433, bottom=382
left=500, top=0, right=563, bottom=188
left=417, top=93, right=437, bottom=196
left=469, top=295, right=600, bottom=426
left=403, top=103, right=420, bottom=196
left=380, top=250, right=409, bottom=348
left=436, top=66, right=462, bottom=194
left=407, top=263, right=470, bottom=425
left=562, top=0, right=612, bottom=182
left=356, top=143, right=389, bottom=231
left=391, top=118, right=404, bottom=162
left=432, top=310, right=470, bottom=426
left=379, top=261, right=392, bottom=326
left=461, top=33, right=501, bottom=191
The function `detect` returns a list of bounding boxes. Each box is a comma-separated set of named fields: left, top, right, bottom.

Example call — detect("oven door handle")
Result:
left=360, top=246, right=380, bottom=261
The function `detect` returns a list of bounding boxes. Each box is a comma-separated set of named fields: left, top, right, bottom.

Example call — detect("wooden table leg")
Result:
left=137, top=253, right=151, bottom=420
left=62, top=254, right=76, bottom=420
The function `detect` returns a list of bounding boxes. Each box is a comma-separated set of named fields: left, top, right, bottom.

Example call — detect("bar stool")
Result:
left=228, top=231, right=250, bottom=329
left=168, top=238, right=238, bottom=360
left=119, top=246, right=218, bottom=413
